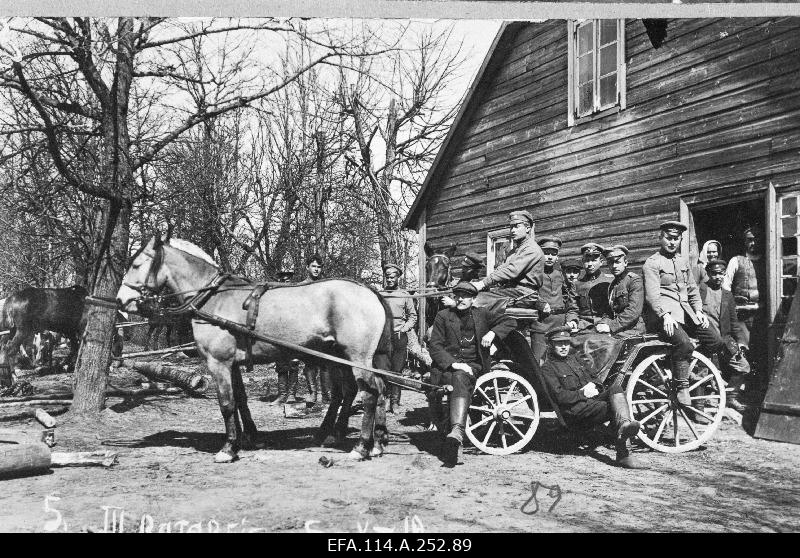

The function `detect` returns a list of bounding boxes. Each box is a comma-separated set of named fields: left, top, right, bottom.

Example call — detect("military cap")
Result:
left=604, top=244, right=629, bottom=259
left=705, top=258, right=727, bottom=271
left=508, top=210, right=534, bottom=226
left=383, top=262, right=402, bottom=274
left=561, top=258, right=583, bottom=270
left=742, top=225, right=756, bottom=239
left=546, top=325, right=573, bottom=343
left=659, top=221, right=687, bottom=234
left=538, top=236, right=562, bottom=250
left=451, top=281, right=478, bottom=297
left=581, top=242, right=605, bottom=256
left=462, top=252, right=485, bottom=269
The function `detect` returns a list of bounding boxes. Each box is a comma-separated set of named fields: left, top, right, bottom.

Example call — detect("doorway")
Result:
left=691, top=198, right=765, bottom=264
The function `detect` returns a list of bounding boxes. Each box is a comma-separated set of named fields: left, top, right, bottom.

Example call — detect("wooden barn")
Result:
left=404, top=18, right=800, bottom=375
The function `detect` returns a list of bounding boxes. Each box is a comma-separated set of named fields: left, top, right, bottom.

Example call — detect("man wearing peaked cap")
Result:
left=530, top=235, right=577, bottom=364
left=561, top=258, right=583, bottom=286
left=566, top=242, right=613, bottom=334
left=643, top=219, right=723, bottom=418
left=599, top=245, right=645, bottom=337
left=540, top=325, right=642, bottom=469
left=460, top=252, right=485, bottom=282
left=471, top=209, right=544, bottom=314
left=428, top=280, right=516, bottom=467
left=380, top=262, right=417, bottom=414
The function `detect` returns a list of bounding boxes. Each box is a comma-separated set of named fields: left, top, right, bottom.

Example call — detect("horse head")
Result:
left=116, top=233, right=167, bottom=313
left=424, top=242, right=456, bottom=290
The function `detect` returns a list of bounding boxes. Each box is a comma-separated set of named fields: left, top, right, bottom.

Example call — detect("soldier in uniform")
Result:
left=700, top=259, right=751, bottom=411
left=599, top=245, right=645, bottom=337
left=460, top=252, right=485, bottom=282
left=561, top=258, right=583, bottom=287
left=299, top=253, right=332, bottom=404
left=530, top=236, right=577, bottom=364
left=268, top=266, right=302, bottom=405
left=428, top=281, right=516, bottom=466
left=566, top=242, right=614, bottom=335
left=642, top=221, right=724, bottom=413
left=471, top=210, right=544, bottom=314
left=540, top=326, right=642, bottom=469
left=723, top=225, right=767, bottom=387
left=380, top=263, right=417, bottom=414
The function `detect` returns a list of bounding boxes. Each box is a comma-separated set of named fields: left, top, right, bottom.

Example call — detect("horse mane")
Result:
left=166, top=238, right=219, bottom=267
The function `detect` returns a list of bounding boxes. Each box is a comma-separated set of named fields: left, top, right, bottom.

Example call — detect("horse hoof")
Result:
left=369, top=445, right=384, bottom=458
left=214, top=451, right=237, bottom=463
left=348, top=449, right=369, bottom=461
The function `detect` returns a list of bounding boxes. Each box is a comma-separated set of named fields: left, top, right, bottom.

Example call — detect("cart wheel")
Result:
left=626, top=350, right=726, bottom=453
left=465, top=370, right=539, bottom=455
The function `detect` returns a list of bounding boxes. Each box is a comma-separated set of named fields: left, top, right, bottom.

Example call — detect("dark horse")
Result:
left=116, top=234, right=394, bottom=463
left=0, top=286, right=87, bottom=386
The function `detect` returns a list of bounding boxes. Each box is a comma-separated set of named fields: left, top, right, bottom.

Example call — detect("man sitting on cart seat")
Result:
left=470, top=210, right=544, bottom=314
left=561, top=258, right=583, bottom=287
left=642, top=221, right=724, bottom=419
left=427, top=281, right=517, bottom=467
left=540, top=326, right=643, bottom=469
left=700, top=259, right=751, bottom=412
left=530, top=236, right=578, bottom=365
left=600, top=245, right=646, bottom=338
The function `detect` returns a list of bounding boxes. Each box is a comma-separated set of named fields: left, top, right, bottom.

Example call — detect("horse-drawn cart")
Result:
left=464, top=314, right=727, bottom=456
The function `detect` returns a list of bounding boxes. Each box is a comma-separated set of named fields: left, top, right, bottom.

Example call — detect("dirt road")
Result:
left=1, top=361, right=799, bottom=533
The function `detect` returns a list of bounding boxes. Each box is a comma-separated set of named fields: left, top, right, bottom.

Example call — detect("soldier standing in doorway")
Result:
left=723, top=225, right=767, bottom=389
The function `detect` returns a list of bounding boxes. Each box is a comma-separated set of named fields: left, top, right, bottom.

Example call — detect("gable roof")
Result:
left=402, top=21, right=526, bottom=230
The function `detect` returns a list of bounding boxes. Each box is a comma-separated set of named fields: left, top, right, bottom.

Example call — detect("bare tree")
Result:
left=0, top=17, right=390, bottom=412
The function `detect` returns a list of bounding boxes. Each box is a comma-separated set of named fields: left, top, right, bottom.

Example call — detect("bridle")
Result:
left=425, top=253, right=453, bottom=290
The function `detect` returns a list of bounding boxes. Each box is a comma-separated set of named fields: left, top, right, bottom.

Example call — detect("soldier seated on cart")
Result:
left=540, top=326, right=643, bottom=469
left=470, top=209, right=544, bottom=314
left=427, top=281, right=517, bottom=467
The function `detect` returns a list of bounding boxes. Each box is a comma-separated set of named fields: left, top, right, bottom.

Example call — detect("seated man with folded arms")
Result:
left=428, top=281, right=516, bottom=467
left=540, top=326, right=643, bottom=469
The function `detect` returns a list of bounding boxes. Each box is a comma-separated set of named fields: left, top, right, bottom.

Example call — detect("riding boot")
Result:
left=320, top=366, right=332, bottom=403
left=442, top=396, right=469, bottom=466
left=287, top=365, right=299, bottom=403
left=609, top=393, right=642, bottom=469
left=304, top=365, right=318, bottom=404
left=269, top=370, right=288, bottom=406
left=727, top=373, right=747, bottom=412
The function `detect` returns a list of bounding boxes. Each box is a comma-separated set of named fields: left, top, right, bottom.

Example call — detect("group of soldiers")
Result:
left=403, top=209, right=765, bottom=469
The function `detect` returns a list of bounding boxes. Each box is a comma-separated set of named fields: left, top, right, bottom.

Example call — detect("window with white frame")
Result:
left=486, top=229, right=513, bottom=274
left=567, top=19, right=626, bottom=126
left=779, top=193, right=800, bottom=315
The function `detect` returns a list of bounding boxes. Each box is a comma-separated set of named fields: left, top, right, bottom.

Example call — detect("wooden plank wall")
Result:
left=423, top=18, right=800, bottom=272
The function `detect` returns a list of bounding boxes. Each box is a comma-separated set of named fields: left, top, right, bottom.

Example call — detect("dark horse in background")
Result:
left=0, top=285, right=87, bottom=387
left=117, top=234, right=395, bottom=463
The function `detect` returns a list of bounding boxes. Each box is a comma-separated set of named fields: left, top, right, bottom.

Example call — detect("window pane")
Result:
left=783, top=236, right=798, bottom=257
left=783, top=196, right=798, bottom=216
left=579, top=83, right=594, bottom=115
left=578, top=52, right=594, bottom=85
left=783, top=217, right=798, bottom=237
left=578, top=22, right=593, bottom=55
left=783, top=277, right=797, bottom=297
left=599, top=74, right=617, bottom=107
left=600, top=19, right=618, bottom=46
left=600, top=44, right=617, bottom=76
left=784, top=258, right=798, bottom=277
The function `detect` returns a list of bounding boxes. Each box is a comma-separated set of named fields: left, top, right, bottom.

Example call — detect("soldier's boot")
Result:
left=727, top=373, right=747, bottom=412
left=674, top=361, right=711, bottom=425
left=268, top=371, right=288, bottom=406
left=304, top=366, right=318, bottom=404
left=320, top=367, right=332, bottom=404
left=610, top=392, right=642, bottom=469
left=388, top=384, right=402, bottom=414
left=287, top=366, right=299, bottom=403
left=442, top=396, right=469, bottom=467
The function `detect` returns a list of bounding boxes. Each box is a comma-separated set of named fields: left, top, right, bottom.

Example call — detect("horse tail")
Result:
left=371, top=288, right=394, bottom=371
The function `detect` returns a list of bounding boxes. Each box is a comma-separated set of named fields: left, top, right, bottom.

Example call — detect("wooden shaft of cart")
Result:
left=190, top=308, right=451, bottom=394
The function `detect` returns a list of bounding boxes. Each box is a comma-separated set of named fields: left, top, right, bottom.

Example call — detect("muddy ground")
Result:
left=1, top=351, right=799, bottom=534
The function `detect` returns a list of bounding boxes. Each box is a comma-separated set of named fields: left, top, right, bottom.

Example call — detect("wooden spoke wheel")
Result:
left=465, top=370, right=540, bottom=455
left=626, top=350, right=726, bottom=453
